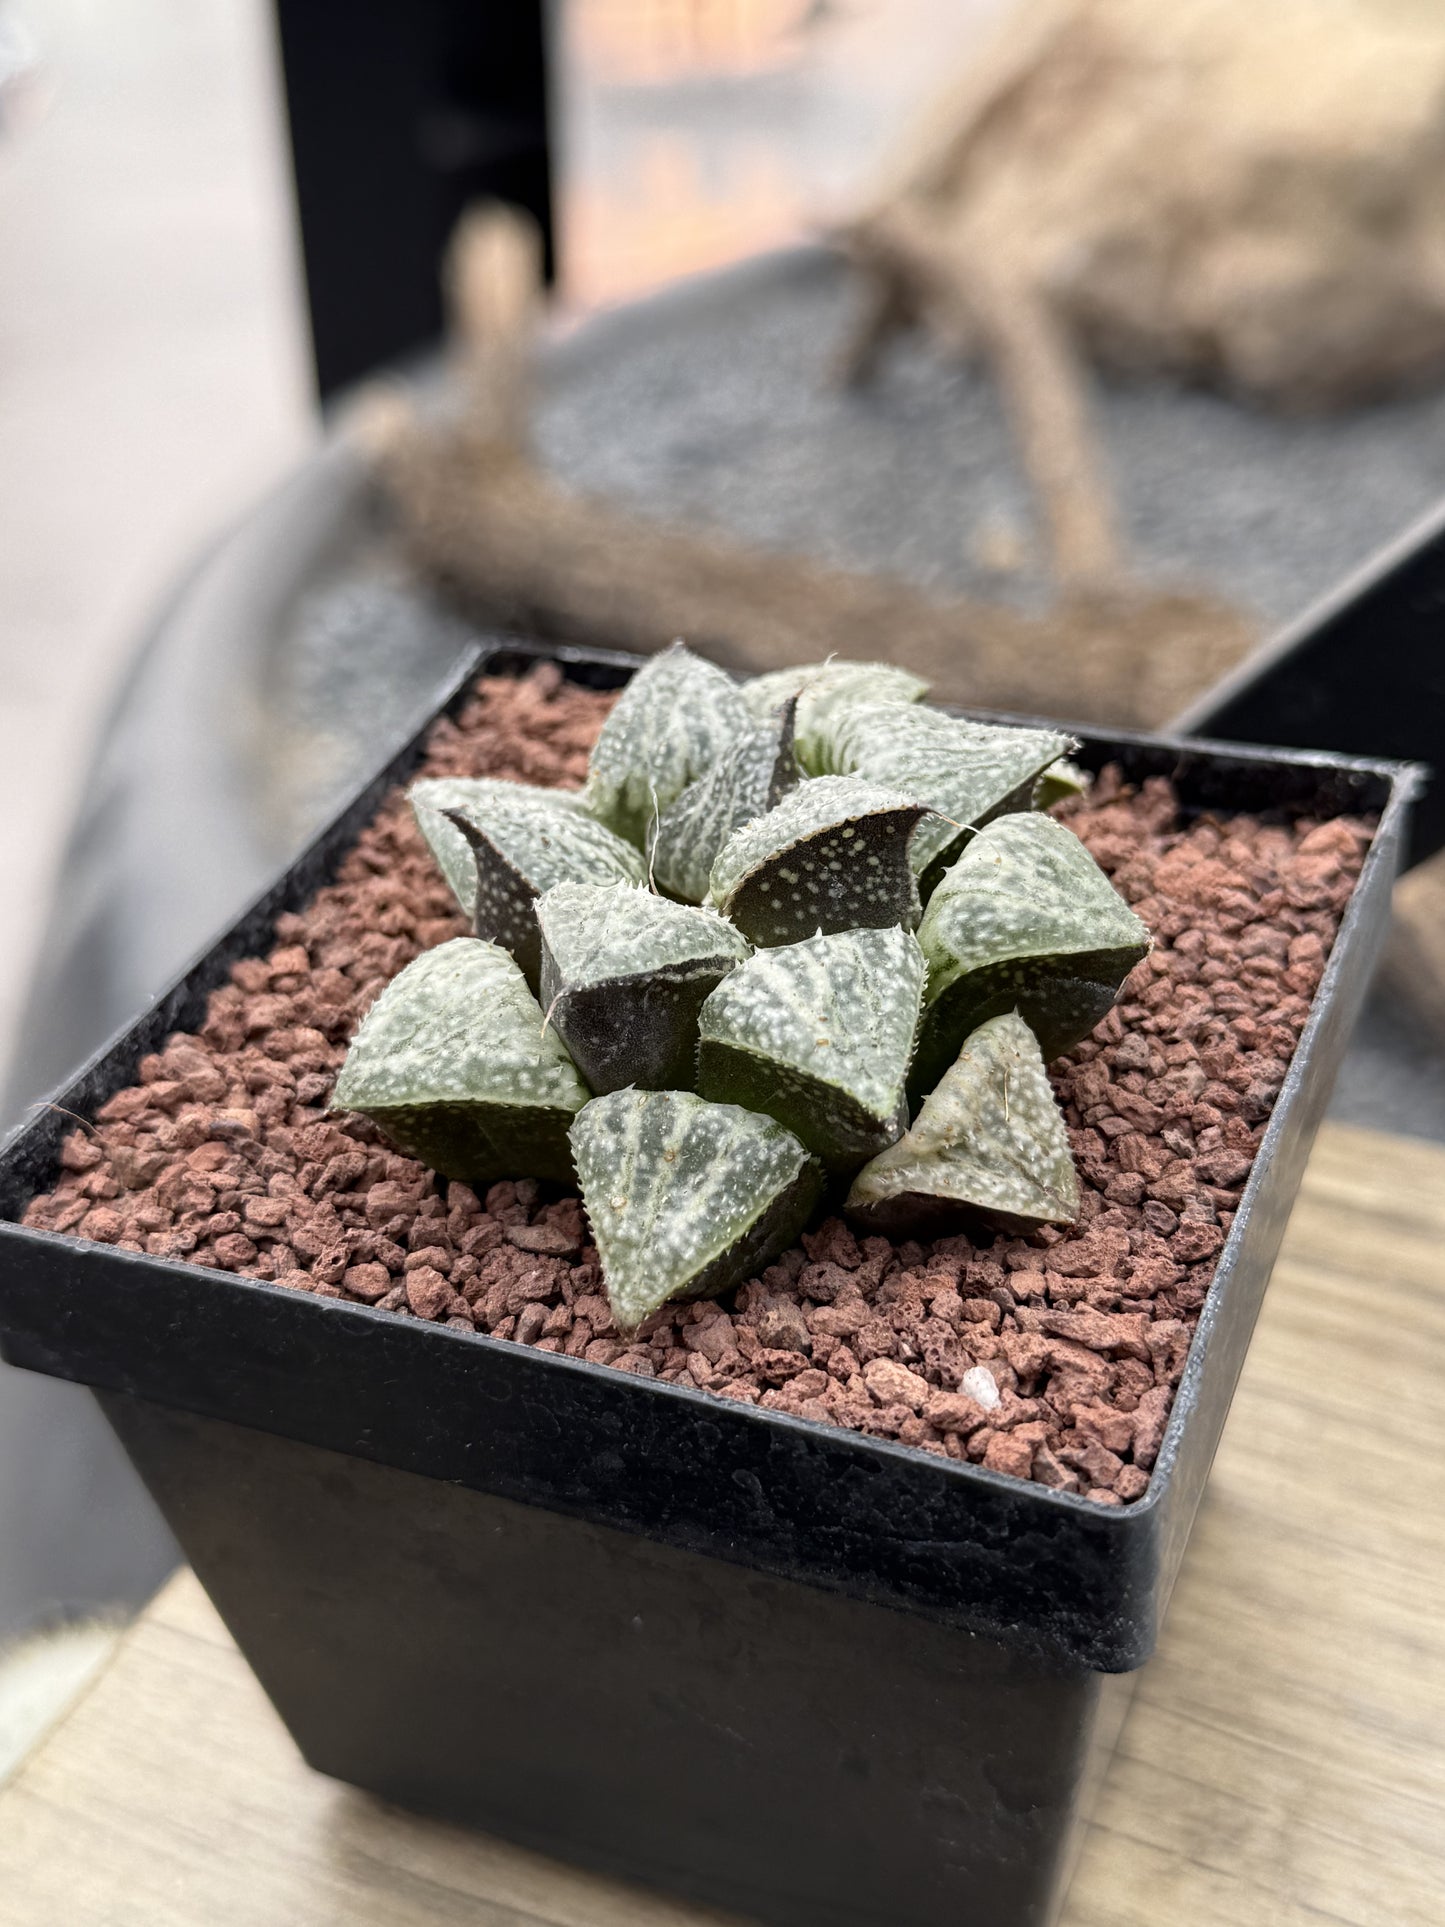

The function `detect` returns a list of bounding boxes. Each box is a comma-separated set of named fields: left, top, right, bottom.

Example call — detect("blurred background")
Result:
left=2, top=0, right=1444, bottom=1766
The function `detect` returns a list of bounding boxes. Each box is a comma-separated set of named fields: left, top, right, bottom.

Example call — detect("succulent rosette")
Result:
left=336, top=646, right=1149, bottom=1330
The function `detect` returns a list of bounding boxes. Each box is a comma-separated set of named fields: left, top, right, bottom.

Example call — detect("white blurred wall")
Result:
left=0, top=0, right=312, bottom=1089
left=0, top=0, right=310, bottom=1645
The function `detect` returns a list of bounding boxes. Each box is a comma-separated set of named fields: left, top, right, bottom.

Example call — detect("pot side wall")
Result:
left=100, top=1389, right=1110, bottom=1927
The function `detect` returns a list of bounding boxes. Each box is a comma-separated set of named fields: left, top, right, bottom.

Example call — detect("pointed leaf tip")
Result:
left=583, top=641, right=751, bottom=848
left=333, top=938, right=590, bottom=1184
left=409, top=777, right=598, bottom=925
left=537, top=882, right=750, bottom=1094
left=846, top=1012, right=1079, bottom=1237
left=741, top=659, right=929, bottom=774
left=709, top=775, right=932, bottom=946
left=649, top=698, right=798, bottom=904
left=570, top=1089, right=822, bottom=1332
left=913, top=811, right=1151, bottom=1085
left=413, top=783, right=645, bottom=987
left=830, top=702, right=1076, bottom=887
left=1034, top=758, right=1091, bottom=810
left=697, top=926, right=925, bottom=1171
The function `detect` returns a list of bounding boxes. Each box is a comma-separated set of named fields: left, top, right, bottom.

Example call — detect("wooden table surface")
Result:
left=2, top=1120, right=1442, bottom=1927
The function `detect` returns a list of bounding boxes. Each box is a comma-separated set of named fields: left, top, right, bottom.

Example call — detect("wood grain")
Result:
left=2, top=1120, right=1442, bottom=1927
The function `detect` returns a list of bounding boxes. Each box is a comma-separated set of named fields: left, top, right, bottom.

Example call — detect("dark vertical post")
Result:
left=272, top=1, right=553, bottom=400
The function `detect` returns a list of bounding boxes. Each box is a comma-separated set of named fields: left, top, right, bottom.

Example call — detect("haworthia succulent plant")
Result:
left=912, top=812, right=1151, bottom=1091
left=536, top=882, right=751, bottom=1095
left=829, top=702, right=1076, bottom=888
left=648, top=698, right=799, bottom=904
left=433, top=793, right=647, bottom=989
left=740, top=659, right=929, bottom=775
left=583, top=640, right=751, bottom=847
left=332, top=938, right=590, bottom=1185
left=410, top=777, right=597, bottom=925
left=696, top=926, right=926, bottom=1173
left=341, top=652, right=1154, bottom=1337
left=846, top=1012, right=1080, bottom=1237
left=708, top=776, right=933, bottom=947
left=570, top=1089, right=823, bottom=1332
left=1034, top=758, right=1091, bottom=810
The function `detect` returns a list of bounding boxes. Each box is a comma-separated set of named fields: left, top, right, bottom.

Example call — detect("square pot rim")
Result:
left=0, top=637, right=1418, bottom=1670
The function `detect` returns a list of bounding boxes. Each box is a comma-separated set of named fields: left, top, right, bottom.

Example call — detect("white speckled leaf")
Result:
left=913, top=812, right=1151, bottom=1084
left=536, top=883, right=751, bottom=1094
left=1033, top=758, right=1091, bottom=810
left=649, top=699, right=799, bottom=904
left=410, top=778, right=594, bottom=924
left=438, top=794, right=646, bottom=988
left=846, top=1012, right=1079, bottom=1236
left=332, top=939, right=590, bottom=1184
left=539, top=882, right=750, bottom=987
left=741, top=660, right=929, bottom=774
left=570, top=1090, right=823, bottom=1332
left=708, top=776, right=932, bottom=946
left=830, top=703, right=1076, bottom=883
left=583, top=641, right=751, bottom=847
left=697, top=927, right=925, bottom=1171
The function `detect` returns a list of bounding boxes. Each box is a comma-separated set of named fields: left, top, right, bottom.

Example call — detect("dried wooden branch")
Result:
left=362, top=207, right=1252, bottom=730
left=837, top=0, right=1445, bottom=586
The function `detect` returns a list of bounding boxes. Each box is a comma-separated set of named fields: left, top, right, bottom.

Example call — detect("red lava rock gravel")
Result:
left=20, top=667, right=1374, bottom=1504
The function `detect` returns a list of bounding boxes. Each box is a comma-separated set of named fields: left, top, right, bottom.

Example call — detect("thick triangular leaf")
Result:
left=537, top=883, right=751, bottom=1094
left=583, top=641, right=751, bottom=847
left=570, top=1090, right=823, bottom=1332
left=912, top=813, right=1151, bottom=1089
left=1033, top=758, right=1091, bottom=810
left=649, top=699, right=799, bottom=904
left=333, top=938, right=590, bottom=1184
left=741, top=659, right=929, bottom=775
left=697, top=927, right=925, bottom=1172
left=709, top=776, right=932, bottom=946
left=846, top=1012, right=1079, bottom=1236
left=433, top=793, right=646, bottom=988
left=830, top=702, right=1076, bottom=887
left=410, top=777, right=596, bottom=924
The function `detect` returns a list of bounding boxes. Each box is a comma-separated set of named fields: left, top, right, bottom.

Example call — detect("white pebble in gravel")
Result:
left=961, top=1365, right=1001, bottom=1410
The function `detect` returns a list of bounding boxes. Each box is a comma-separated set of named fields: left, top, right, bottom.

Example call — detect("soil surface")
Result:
left=21, top=669, right=1372, bottom=1503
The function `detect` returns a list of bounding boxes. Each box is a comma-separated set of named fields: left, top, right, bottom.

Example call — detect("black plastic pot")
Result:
left=1177, top=492, right=1445, bottom=867
left=0, top=642, right=1419, bottom=1927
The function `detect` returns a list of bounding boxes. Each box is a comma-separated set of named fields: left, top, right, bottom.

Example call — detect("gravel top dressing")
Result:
left=22, top=669, right=1372, bottom=1504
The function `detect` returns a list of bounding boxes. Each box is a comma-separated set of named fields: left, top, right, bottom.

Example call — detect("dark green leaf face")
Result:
left=332, top=939, right=590, bottom=1184
left=649, top=699, right=798, bottom=904
left=709, top=776, right=932, bottom=946
left=830, top=702, right=1076, bottom=886
left=570, top=1089, right=823, bottom=1331
left=536, top=883, right=751, bottom=1094
left=913, top=812, right=1150, bottom=1083
left=429, top=793, right=646, bottom=988
left=741, top=660, right=929, bottom=774
left=696, top=926, right=925, bottom=1172
left=846, top=1012, right=1080, bottom=1237
left=583, top=641, right=751, bottom=848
